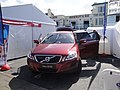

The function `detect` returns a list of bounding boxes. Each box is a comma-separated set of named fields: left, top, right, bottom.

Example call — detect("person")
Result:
left=92, top=30, right=100, bottom=40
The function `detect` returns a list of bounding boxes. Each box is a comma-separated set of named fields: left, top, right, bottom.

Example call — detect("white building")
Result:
left=48, top=2, right=109, bottom=29
left=107, top=0, right=120, bottom=26
left=48, top=1, right=120, bottom=29
left=92, top=2, right=108, bottom=27
left=52, top=14, right=93, bottom=30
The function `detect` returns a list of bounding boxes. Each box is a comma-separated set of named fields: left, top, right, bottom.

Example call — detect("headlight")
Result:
left=27, top=51, right=34, bottom=60
left=65, top=51, right=77, bottom=60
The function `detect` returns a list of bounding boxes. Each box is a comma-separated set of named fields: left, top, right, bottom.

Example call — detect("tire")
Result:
left=75, top=60, right=82, bottom=74
left=31, top=70, right=39, bottom=75
left=28, top=67, right=39, bottom=75
left=92, top=55, right=99, bottom=60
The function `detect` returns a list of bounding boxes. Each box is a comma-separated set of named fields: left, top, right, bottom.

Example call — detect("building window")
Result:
left=94, top=14, right=98, bottom=17
left=99, top=13, right=104, bottom=16
left=71, top=22, right=76, bottom=29
left=98, top=6, right=104, bottom=12
left=53, top=16, right=57, bottom=18
left=99, top=18, right=103, bottom=25
left=116, top=15, right=120, bottom=22
left=84, top=21, right=89, bottom=29
left=85, top=15, right=89, bottom=17
left=95, top=18, right=98, bottom=25
left=56, top=22, right=59, bottom=26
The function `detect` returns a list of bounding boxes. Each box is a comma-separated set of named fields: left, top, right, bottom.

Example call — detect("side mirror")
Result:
left=33, top=40, right=39, bottom=44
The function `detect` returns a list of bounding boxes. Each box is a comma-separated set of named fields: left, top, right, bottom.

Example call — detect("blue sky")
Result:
left=0, top=0, right=108, bottom=16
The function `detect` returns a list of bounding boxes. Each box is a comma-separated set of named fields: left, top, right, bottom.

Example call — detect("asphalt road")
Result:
left=0, top=56, right=120, bottom=90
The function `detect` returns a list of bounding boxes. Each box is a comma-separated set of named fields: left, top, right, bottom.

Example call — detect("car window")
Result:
left=89, top=32, right=100, bottom=40
left=75, top=32, right=91, bottom=41
left=41, top=33, right=75, bottom=44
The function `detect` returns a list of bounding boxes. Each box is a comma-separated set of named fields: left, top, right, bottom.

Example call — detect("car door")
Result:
left=76, top=32, right=99, bottom=59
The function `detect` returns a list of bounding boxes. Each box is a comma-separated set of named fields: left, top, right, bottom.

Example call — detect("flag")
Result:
left=103, top=2, right=107, bottom=39
left=0, top=4, right=4, bottom=45
left=0, top=3, right=5, bottom=66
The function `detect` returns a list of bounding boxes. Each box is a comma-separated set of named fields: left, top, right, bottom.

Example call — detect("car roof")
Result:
left=56, top=27, right=75, bottom=31
left=54, top=31, right=73, bottom=34
left=55, top=27, right=87, bottom=34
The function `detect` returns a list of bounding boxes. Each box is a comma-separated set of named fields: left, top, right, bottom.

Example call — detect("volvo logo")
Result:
left=40, top=56, right=55, bottom=63
left=44, top=57, right=51, bottom=62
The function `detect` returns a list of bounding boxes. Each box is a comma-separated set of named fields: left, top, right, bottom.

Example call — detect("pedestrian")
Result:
left=92, top=30, right=100, bottom=40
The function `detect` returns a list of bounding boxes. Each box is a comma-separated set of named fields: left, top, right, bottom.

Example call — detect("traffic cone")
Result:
left=0, top=63, right=10, bottom=71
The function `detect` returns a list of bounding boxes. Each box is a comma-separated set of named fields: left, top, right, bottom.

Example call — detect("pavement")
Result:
left=0, top=58, right=47, bottom=90
left=0, top=55, right=120, bottom=90
left=0, top=72, right=47, bottom=90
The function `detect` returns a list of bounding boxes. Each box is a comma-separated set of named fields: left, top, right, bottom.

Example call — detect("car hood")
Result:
left=32, top=44, right=75, bottom=55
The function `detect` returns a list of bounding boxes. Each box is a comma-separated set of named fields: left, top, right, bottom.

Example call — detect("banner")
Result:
left=0, top=4, right=3, bottom=45
left=0, top=4, right=9, bottom=66
left=0, top=25, right=9, bottom=65
left=3, top=24, right=9, bottom=58
left=104, top=2, right=107, bottom=39
left=0, top=4, right=4, bottom=66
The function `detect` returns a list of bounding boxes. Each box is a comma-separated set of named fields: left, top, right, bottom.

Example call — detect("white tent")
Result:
left=100, top=69, right=120, bottom=90
left=87, top=21, right=120, bottom=59
left=1, top=4, right=56, bottom=61
left=87, top=26, right=115, bottom=55
left=113, top=21, right=120, bottom=58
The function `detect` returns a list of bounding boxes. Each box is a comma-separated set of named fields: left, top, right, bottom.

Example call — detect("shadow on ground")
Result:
left=81, top=59, right=101, bottom=90
left=9, top=60, right=101, bottom=90
left=96, top=55, right=120, bottom=68
left=9, top=55, right=120, bottom=90
left=9, top=65, right=79, bottom=90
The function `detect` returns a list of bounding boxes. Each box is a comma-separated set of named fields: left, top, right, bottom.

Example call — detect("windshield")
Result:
left=41, top=33, right=75, bottom=44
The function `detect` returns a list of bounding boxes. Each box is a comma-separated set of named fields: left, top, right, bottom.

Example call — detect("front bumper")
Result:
left=27, top=58, right=79, bottom=73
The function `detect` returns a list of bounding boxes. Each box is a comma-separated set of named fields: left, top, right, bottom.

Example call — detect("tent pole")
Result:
left=32, top=24, right=33, bottom=48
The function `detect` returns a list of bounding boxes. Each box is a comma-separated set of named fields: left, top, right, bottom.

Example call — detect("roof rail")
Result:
left=56, top=27, right=76, bottom=31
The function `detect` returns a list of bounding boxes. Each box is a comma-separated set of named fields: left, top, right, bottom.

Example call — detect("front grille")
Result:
left=35, top=55, right=62, bottom=64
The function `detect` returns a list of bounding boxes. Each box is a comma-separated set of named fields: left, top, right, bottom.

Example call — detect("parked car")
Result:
left=74, top=30, right=99, bottom=59
left=27, top=27, right=99, bottom=74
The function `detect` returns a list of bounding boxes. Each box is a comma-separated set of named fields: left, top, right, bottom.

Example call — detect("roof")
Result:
left=92, top=2, right=108, bottom=6
left=2, top=4, right=56, bottom=25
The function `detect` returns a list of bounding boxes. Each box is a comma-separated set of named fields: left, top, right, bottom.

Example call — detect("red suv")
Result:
left=27, top=27, right=99, bottom=74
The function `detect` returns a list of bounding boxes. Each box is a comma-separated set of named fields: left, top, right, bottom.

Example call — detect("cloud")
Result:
left=0, top=0, right=21, bottom=7
left=16, top=0, right=23, bottom=4
left=44, top=0, right=57, bottom=3
left=0, top=0, right=8, bottom=2
left=0, top=0, right=109, bottom=15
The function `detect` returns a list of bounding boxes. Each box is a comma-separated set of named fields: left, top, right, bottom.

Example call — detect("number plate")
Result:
left=41, top=64, right=54, bottom=68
